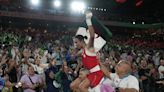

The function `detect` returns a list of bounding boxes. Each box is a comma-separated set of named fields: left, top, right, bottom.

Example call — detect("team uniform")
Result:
left=81, top=48, right=103, bottom=87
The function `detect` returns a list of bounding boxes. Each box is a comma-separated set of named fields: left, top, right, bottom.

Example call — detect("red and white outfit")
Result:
left=82, top=48, right=104, bottom=88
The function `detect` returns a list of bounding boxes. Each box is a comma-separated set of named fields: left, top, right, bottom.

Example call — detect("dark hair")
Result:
left=75, top=35, right=87, bottom=42
left=28, top=65, right=34, bottom=70
left=160, top=57, right=164, bottom=60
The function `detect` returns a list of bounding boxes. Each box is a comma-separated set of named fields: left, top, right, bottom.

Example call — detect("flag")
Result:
left=80, top=16, right=112, bottom=41
left=76, top=16, right=112, bottom=52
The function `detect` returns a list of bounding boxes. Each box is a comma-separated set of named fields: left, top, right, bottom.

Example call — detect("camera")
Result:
left=1, top=64, right=7, bottom=70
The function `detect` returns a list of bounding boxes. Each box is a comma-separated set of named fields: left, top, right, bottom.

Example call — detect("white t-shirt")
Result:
left=110, top=73, right=139, bottom=91
left=51, top=52, right=62, bottom=65
left=153, top=55, right=160, bottom=66
left=158, top=65, right=164, bottom=79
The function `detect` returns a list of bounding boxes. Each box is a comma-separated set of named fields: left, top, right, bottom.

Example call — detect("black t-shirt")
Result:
left=138, top=68, right=150, bottom=84
left=138, top=68, right=156, bottom=86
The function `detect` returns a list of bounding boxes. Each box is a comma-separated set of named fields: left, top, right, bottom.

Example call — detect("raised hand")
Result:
left=49, top=71, right=55, bottom=79
left=85, top=11, right=93, bottom=19
left=85, top=11, right=93, bottom=26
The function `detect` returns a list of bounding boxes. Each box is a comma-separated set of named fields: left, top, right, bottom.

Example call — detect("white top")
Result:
left=153, top=55, right=160, bottom=66
left=110, top=73, right=139, bottom=91
left=51, top=52, right=62, bottom=65
left=158, top=65, right=164, bottom=79
left=89, top=65, right=101, bottom=73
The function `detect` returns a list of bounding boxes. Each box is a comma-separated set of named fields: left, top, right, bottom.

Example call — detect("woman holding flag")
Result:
left=70, top=11, right=113, bottom=92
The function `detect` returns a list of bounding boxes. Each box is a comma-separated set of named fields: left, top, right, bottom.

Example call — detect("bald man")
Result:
left=101, top=60, right=139, bottom=92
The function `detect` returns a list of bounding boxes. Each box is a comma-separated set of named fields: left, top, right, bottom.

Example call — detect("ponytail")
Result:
left=75, top=35, right=87, bottom=42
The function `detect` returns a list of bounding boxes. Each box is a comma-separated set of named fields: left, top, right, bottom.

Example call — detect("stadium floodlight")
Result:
left=31, top=0, right=40, bottom=6
left=54, top=0, right=61, bottom=8
left=71, top=1, right=86, bottom=12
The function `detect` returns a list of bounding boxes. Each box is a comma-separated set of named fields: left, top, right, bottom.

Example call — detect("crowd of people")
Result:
left=0, top=15, right=164, bottom=92
left=109, top=27, right=164, bottom=49
left=0, top=40, right=164, bottom=92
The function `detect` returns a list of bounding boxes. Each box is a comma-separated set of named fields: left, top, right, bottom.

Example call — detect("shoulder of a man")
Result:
left=127, top=75, right=138, bottom=81
left=126, top=75, right=139, bottom=91
left=20, top=74, right=28, bottom=82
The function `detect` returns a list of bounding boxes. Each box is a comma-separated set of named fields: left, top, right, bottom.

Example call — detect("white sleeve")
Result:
left=44, top=63, right=49, bottom=68
left=11, top=49, right=15, bottom=59
left=42, top=63, right=49, bottom=69
left=158, top=66, right=162, bottom=73
left=30, top=64, right=37, bottom=71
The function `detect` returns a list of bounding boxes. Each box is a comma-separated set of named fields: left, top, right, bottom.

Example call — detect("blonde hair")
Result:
left=147, top=63, right=154, bottom=69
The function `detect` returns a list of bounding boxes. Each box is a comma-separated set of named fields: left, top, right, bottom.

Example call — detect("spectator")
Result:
left=131, top=62, right=139, bottom=79
left=0, top=75, right=14, bottom=92
left=138, top=59, right=150, bottom=92
left=153, top=52, right=161, bottom=68
left=100, top=59, right=139, bottom=91
left=60, top=62, right=73, bottom=92
left=51, top=47, right=63, bottom=70
left=20, top=66, right=42, bottom=92
left=6, top=59, right=18, bottom=92
left=20, top=49, right=33, bottom=75
left=109, top=60, right=139, bottom=92
left=158, top=58, right=164, bottom=79
left=0, top=76, right=6, bottom=92
left=45, top=58, right=59, bottom=92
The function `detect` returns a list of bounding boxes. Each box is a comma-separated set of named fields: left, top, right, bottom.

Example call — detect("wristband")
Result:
left=86, top=19, right=92, bottom=26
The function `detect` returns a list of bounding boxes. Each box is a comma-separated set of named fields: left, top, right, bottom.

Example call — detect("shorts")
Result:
left=87, top=70, right=104, bottom=87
